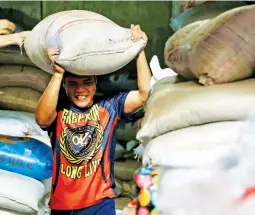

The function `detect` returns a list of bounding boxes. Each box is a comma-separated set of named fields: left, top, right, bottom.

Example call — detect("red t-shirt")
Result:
left=45, top=93, right=135, bottom=210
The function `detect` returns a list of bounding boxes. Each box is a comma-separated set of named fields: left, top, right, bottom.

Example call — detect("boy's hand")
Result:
left=47, top=47, right=65, bottom=74
left=0, top=19, right=15, bottom=33
left=131, top=24, right=148, bottom=49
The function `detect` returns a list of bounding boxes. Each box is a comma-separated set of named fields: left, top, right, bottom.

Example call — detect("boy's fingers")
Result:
left=133, top=25, right=140, bottom=30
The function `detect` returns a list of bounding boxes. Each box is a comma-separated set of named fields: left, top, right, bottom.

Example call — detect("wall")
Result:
left=0, top=1, right=41, bottom=30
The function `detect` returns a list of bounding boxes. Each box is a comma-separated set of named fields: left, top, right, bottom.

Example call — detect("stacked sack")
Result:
left=0, top=65, right=51, bottom=113
left=165, top=4, right=255, bottom=86
left=0, top=19, right=50, bottom=113
left=136, top=4, right=255, bottom=215
left=114, top=120, right=143, bottom=210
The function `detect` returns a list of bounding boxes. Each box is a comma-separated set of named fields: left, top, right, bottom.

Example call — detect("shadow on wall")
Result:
left=96, top=59, right=138, bottom=96
left=245, top=1, right=255, bottom=5
left=0, top=8, right=37, bottom=31
left=150, top=26, right=173, bottom=69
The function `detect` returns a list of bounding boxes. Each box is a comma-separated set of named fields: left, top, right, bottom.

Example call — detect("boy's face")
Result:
left=64, top=76, right=96, bottom=108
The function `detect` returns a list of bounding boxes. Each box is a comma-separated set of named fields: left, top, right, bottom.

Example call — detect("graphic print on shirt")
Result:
left=59, top=104, right=104, bottom=165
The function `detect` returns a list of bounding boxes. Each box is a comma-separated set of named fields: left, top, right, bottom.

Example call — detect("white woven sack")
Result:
left=0, top=208, right=33, bottom=215
left=142, top=121, right=244, bottom=167
left=137, top=78, right=255, bottom=142
left=24, top=10, right=144, bottom=75
left=0, top=169, right=45, bottom=213
left=0, top=110, right=48, bottom=138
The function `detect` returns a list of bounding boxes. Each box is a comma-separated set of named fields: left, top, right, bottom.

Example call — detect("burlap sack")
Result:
left=115, top=143, right=126, bottom=160
left=114, top=160, right=141, bottom=181
left=0, top=65, right=51, bottom=92
left=116, top=120, right=139, bottom=142
left=115, top=197, right=131, bottom=210
left=142, top=121, right=244, bottom=167
left=164, top=20, right=209, bottom=80
left=115, top=178, right=137, bottom=198
left=165, top=4, right=255, bottom=85
left=137, top=78, right=255, bottom=142
left=0, top=47, right=35, bottom=67
left=0, top=87, right=41, bottom=113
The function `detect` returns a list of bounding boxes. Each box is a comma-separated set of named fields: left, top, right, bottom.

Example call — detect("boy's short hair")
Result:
left=63, top=71, right=78, bottom=79
left=63, top=71, right=97, bottom=84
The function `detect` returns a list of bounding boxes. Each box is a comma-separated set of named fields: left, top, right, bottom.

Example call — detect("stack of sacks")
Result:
left=114, top=135, right=140, bottom=198
left=115, top=120, right=141, bottom=159
left=135, top=5, right=255, bottom=214
left=0, top=46, right=34, bottom=67
left=114, top=159, right=141, bottom=210
left=170, top=0, right=246, bottom=32
left=115, top=159, right=141, bottom=185
left=155, top=110, right=255, bottom=215
left=0, top=23, right=51, bottom=113
left=165, top=4, right=255, bottom=86
left=115, top=139, right=139, bottom=161
left=137, top=78, right=255, bottom=166
left=0, top=65, right=51, bottom=113
left=0, top=20, right=34, bottom=68
left=116, top=121, right=139, bottom=144
left=0, top=25, right=52, bottom=210
left=115, top=178, right=137, bottom=199
left=0, top=110, right=53, bottom=214
left=114, top=110, right=145, bottom=204
left=136, top=77, right=255, bottom=214
left=114, top=120, right=142, bottom=206
left=0, top=110, right=48, bottom=138
left=0, top=169, right=45, bottom=215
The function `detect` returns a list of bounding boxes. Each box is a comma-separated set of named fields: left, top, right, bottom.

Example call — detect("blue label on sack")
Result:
left=0, top=134, right=53, bottom=180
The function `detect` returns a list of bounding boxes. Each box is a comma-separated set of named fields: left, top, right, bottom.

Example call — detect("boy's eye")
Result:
left=68, top=82, right=77, bottom=86
left=84, top=80, right=94, bottom=85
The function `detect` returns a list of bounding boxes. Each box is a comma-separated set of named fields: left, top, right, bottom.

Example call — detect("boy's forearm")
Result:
left=0, top=34, right=17, bottom=47
left=35, top=73, right=63, bottom=127
left=136, top=50, right=151, bottom=102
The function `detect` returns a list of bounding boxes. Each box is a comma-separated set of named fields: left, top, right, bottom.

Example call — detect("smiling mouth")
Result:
left=75, top=95, right=88, bottom=100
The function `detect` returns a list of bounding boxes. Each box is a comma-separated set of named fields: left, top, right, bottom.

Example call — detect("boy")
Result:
left=35, top=24, right=151, bottom=215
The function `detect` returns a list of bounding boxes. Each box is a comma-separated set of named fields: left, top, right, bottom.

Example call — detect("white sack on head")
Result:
left=24, top=10, right=144, bottom=76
